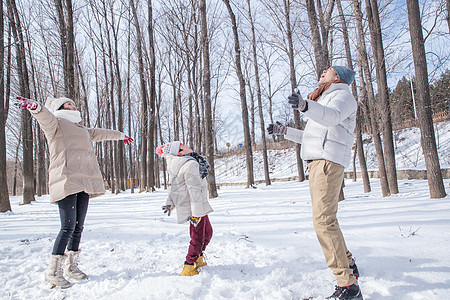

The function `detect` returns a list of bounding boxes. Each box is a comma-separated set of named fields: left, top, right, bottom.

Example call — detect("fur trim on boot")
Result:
left=65, top=250, right=88, bottom=281
left=45, top=254, right=71, bottom=288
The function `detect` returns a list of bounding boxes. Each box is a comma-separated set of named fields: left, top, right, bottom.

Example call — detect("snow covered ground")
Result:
left=1, top=177, right=450, bottom=300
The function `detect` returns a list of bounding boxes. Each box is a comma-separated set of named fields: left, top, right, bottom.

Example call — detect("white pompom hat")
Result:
left=45, top=97, right=75, bottom=113
left=156, top=141, right=182, bottom=157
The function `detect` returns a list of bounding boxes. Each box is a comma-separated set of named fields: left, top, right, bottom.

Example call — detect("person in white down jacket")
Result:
left=267, top=66, right=363, bottom=300
left=156, top=141, right=213, bottom=277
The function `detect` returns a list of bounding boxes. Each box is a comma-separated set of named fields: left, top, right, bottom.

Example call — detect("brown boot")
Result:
left=195, top=254, right=207, bottom=269
left=181, top=262, right=199, bottom=276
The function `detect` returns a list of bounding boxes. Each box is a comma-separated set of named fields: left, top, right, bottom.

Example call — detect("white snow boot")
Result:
left=65, top=250, right=88, bottom=281
left=45, top=254, right=71, bottom=288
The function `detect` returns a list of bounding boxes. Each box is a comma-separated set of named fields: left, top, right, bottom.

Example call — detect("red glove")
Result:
left=156, top=144, right=165, bottom=156
left=123, top=135, right=134, bottom=144
left=16, top=96, right=38, bottom=110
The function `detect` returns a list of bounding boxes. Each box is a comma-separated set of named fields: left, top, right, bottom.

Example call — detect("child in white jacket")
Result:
left=156, top=141, right=213, bottom=276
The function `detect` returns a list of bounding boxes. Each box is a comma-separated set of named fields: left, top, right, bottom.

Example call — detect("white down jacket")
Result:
left=165, top=154, right=213, bottom=224
left=299, top=83, right=357, bottom=167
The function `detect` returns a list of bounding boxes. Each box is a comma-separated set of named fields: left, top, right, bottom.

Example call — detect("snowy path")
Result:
left=1, top=179, right=450, bottom=299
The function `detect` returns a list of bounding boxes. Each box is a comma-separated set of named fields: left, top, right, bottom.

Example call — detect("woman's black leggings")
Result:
left=52, top=192, right=89, bottom=255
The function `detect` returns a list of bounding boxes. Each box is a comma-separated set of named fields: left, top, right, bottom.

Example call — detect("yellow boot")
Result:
left=181, top=263, right=199, bottom=276
left=195, top=254, right=207, bottom=269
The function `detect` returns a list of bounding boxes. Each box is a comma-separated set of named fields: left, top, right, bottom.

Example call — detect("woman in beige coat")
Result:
left=16, top=96, right=133, bottom=288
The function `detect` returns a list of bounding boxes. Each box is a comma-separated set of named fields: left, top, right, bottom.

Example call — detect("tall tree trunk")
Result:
left=54, top=0, right=75, bottom=99
left=247, top=0, right=271, bottom=186
left=356, top=104, right=371, bottom=192
left=0, top=0, right=11, bottom=212
left=65, top=0, right=75, bottom=99
left=157, top=72, right=168, bottom=190
left=12, top=130, right=22, bottom=196
left=284, top=0, right=304, bottom=181
left=147, top=0, right=156, bottom=192
left=353, top=0, right=390, bottom=197
left=76, top=47, right=90, bottom=127
left=200, top=0, right=219, bottom=198
left=187, top=61, right=194, bottom=149
left=8, top=0, right=34, bottom=204
left=130, top=0, right=148, bottom=192
left=222, top=0, right=255, bottom=187
left=102, top=1, right=119, bottom=194
left=306, top=0, right=329, bottom=78
left=365, top=0, right=398, bottom=194
left=406, top=0, right=446, bottom=198
left=127, top=12, right=134, bottom=193
left=248, top=79, right=256, bottom=147
left=24, top=22, right=44, bottom=197
left=97, top=15, right=115, bottom=193
left=109, top=3, right=125, bottom=191
left=316, top=0, right=335, bottom=66
left=336, top=0, right=370, bottom=192
left=446, top=0, right=450, bottom=33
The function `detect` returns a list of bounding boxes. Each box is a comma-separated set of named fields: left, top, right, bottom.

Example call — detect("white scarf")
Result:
left=54, top=110, right=82, bottom=123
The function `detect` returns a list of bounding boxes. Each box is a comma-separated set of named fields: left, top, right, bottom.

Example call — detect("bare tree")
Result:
left=283, top=0, right=305, bottom=181
left=108, top=1, right=126, bottom=191
left=130, top=0, right=148, bottom=192
left=147, top=0, right=156, bottom=191
left=446, top=0, right=450, bottom=33
left=336, top=0, right=370, bottom=192
left=126, top=10, right=134, bottom=193
left=54, top=0, right=76, bottom=99
left=222, top=0, right=255, bottom=187
left=23, top=19, right=47, bottom=197
left=8, top=0, right=35, bottom=204
left=353, top=0, right=390, bottom=197
left=365, top=0, right=398, bottom=194
left=0, top=0, right=11, bottom=212
left=260, top=45, right=288, bottom=142
left=247, top=0, right=271, bottom=185
left=200, top=0, right=219, bottom=198
left=406, top=0, right=446, bottom=198
left=305, top=0, right=333, bottom=77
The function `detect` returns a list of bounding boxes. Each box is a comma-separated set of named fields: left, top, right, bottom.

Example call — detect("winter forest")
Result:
left=0, top=0, right=449, bottom=208
left=1, top=0, right=450, bottom=299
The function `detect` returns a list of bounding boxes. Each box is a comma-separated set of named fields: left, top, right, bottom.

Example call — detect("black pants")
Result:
left=52, top=192, right=89, bottom=255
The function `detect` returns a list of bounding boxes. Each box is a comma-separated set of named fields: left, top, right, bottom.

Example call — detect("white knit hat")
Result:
left=156, top=141, right=182, bottom=157
left=45, top=97, right=75, bottom=113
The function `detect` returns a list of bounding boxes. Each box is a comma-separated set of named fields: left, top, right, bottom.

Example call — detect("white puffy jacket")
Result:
left=287, top=83, right=357, bottom=168
left=165, top=154, right=213, bottom=224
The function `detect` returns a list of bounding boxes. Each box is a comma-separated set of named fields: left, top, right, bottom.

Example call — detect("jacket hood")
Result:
left=166, top=155, right=196, bottom=177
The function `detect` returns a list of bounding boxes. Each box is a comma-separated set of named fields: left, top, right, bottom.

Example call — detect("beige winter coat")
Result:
left=165, top=155, right=213, bottom=224
left=30, top=105, right=124, bottom=203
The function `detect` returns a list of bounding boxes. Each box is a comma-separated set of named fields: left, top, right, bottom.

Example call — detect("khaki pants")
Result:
left=309, top=159, right=356, bottom=287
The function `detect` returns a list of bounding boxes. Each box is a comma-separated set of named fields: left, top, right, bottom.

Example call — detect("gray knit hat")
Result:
left=331, top=66, right=356, bottom=85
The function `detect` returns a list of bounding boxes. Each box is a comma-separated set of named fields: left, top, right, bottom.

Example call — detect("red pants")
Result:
left=186, top=215, right=213, bottom=264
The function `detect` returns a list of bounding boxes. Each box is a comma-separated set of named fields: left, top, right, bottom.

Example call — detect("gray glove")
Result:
left=267, top=121, right=287, bottom=135
left=288, top=90, right=307, bottom=112
left=162, top=205, right=174, bottom=216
